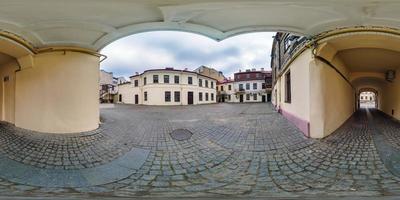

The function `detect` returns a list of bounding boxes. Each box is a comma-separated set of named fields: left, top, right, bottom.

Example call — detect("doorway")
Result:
left=187, top=92, right=194, bottom=105
left=239, top=95, right=244, bottom=103
left=135, top=94, right=139, bottom=104
left=267, top=93, right=271, bottom=102
left=262, top=95, right=266, bottom=102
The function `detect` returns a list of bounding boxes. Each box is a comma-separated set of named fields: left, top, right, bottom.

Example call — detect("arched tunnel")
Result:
left=273, top=29, right=400, bottom=138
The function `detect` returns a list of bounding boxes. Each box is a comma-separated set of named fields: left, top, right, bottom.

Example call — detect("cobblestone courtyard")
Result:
left=0, top=103, right=399, bottom=199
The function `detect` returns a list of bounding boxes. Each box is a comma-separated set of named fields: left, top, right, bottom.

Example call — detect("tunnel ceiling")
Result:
left=337, top=48, right=400, bottom=73
left=0, top=53, right=14, bottom=66
left=2, top=0, right=400, bottom=50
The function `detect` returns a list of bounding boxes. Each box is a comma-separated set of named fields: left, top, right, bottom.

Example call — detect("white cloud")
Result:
left=100, top=31, right=275, bottom=79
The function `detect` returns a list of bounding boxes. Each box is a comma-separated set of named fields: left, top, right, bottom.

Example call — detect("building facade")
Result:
left=271, top=28, right=400, bottom=139
left=217, top=69, right=272, bottom=103
left=118, top=68, right=217, bottom=106
left=194, top=66, right=226, bottom=82
left=99, top=70, right=128, bottom=103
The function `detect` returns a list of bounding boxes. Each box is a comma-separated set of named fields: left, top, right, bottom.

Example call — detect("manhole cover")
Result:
left=170, top=129, right=193, bottom=141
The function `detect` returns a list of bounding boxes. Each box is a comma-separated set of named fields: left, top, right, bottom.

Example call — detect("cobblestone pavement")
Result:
left=0, top=103, right=399, bottom=198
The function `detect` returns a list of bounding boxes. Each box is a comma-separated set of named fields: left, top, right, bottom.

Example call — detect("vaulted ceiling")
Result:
left=2, top=0, right=400, bottom=51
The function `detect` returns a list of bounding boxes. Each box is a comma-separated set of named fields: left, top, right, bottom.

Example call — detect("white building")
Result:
left=118, top=68, right=217, bottom=105
left=217, top=69, right=272, bottom=103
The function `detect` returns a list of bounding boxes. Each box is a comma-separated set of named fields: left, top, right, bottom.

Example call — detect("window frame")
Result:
left=153, top=75, right=159, bottom=83
left=285, top=71, right=291, bottom=103
left=165, top=91, right=171, bottom=102
left=174, top=75, right=179, bottom=84
left=164, top=75, right=169, bottom=84
left=144, top=91, right=148, bottom=101
left=174, top=91, right=180, bottom=102
left=188, top=76, right=193, bottom=85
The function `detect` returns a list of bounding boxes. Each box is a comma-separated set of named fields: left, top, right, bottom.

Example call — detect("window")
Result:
left=144, top=92, right=148, bottom=101
left=119, top=94, right=122, bottom=102
left=285, top=71, right=291, bottom=103
left=246, top=83, right=250, bottom=90
left=164, top=75, right=169, bottom=83
left=199, top=79, right=203, bottom=87
left=153, top=75, right=159, bottom=83
left=253, top=83, right=257, bottom=90
left=134, top=80, right=139, bottom=87
left=262, top=83, right=266, bottom=89
left=188, top=77, right=193, bottom=85
left=246, top=94, right=250, bottom=101
left=174, top=75, right=179, bottom=84
left=221, top=86, right=224, bottom=91
left=228, top=85, right=232, bottom=90
left=205, top=80, right=208, bottom=88
left=144, top=77, right=147, bottom=85
left=165, top=91, right=171, bottom=102
left=174, top=91, right=180, bottom=102
left=256, top=73, right=261, bottom=78
left=228, top=95, right=231, bottom=101
left=199, top=92, right=203, bottom=101
left=211, top=81, right=214, bottom=88
left=239, top=84, right=244, bottom=90
left=253, top=94, right=257, bottom=100
left=205, top=93, right=209, bottom=101
left=211, top=93, right=214, bottom=101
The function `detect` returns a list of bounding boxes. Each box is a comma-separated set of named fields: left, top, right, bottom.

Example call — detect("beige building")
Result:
left=1, top=1, right=400, bottom=135
left=194, top=66, right=226, bottom=82
left=271, top=28, right=400, bottom=139
left=118, top=68, right=217, bottom=105
left=217, top=69, right=272, bottom=103
left=99, top=70, right=127, bottom=103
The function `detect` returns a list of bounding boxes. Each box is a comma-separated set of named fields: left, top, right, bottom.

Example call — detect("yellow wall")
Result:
left=279, top=49, right=312, bottom=122
left=0, top=60, right=18, bottom=124
left=381, top=69, right=400, bottom=119
left=309, top=57, right=355, bottom=138
left=15, top=51, right=100, bottom=133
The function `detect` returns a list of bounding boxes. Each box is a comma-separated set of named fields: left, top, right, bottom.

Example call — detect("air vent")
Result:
left=386, top=70, right=396, bottom=82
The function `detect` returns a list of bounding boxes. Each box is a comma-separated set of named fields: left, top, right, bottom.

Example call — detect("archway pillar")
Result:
left=14, top=49, right=100, bottom=133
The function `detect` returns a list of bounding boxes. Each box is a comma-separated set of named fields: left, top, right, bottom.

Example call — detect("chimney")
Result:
left=239, top=69, right=242, bottom=72
left=165, top=67, right=174, bottom=70
left=246, top=69, right=251, bottom=72
left=184, top=68, right=188, bottom=71
left=261, top=68, right=264, bottom=71
left=135, top=72, right=139, bottom=75
left=228, top=77, right=231, bottom=80
left=252, top=68, right=256, bottom=71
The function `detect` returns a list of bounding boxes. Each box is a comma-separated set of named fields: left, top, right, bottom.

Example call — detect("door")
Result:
left=221, top=95, right=225, bottom=102
left=239, top=95, right=243, bottom=103
left=267, top=93, right=271, bottom=102
left=135, top=94, right=139, bottom=104
left=262, top=95, right=266, bottom=102
left=187, top=92, right=194, bottom=105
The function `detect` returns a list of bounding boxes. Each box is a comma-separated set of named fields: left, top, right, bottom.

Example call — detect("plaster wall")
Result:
left=15, top=51, right=100, bottom=133
left=279, top=49, right=312, bottom=123
left=0, top=60, right=18, bottom=124
left=381, top=69, right=400, bottom=120
left=309, top=57, right=355, bottom=138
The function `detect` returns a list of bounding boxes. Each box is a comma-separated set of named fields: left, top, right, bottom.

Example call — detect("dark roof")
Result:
left=129, top=68, right=218, bottom=81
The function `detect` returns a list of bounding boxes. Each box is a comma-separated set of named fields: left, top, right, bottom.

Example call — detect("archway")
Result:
left=358, top=88, right=378, bottom=109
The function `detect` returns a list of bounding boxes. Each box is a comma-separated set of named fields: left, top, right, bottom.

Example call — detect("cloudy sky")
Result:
left=100, top=31, right=275, bottom=79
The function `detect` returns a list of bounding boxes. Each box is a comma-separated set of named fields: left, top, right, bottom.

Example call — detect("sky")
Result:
left=100, top=31, right=275, bottom=79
